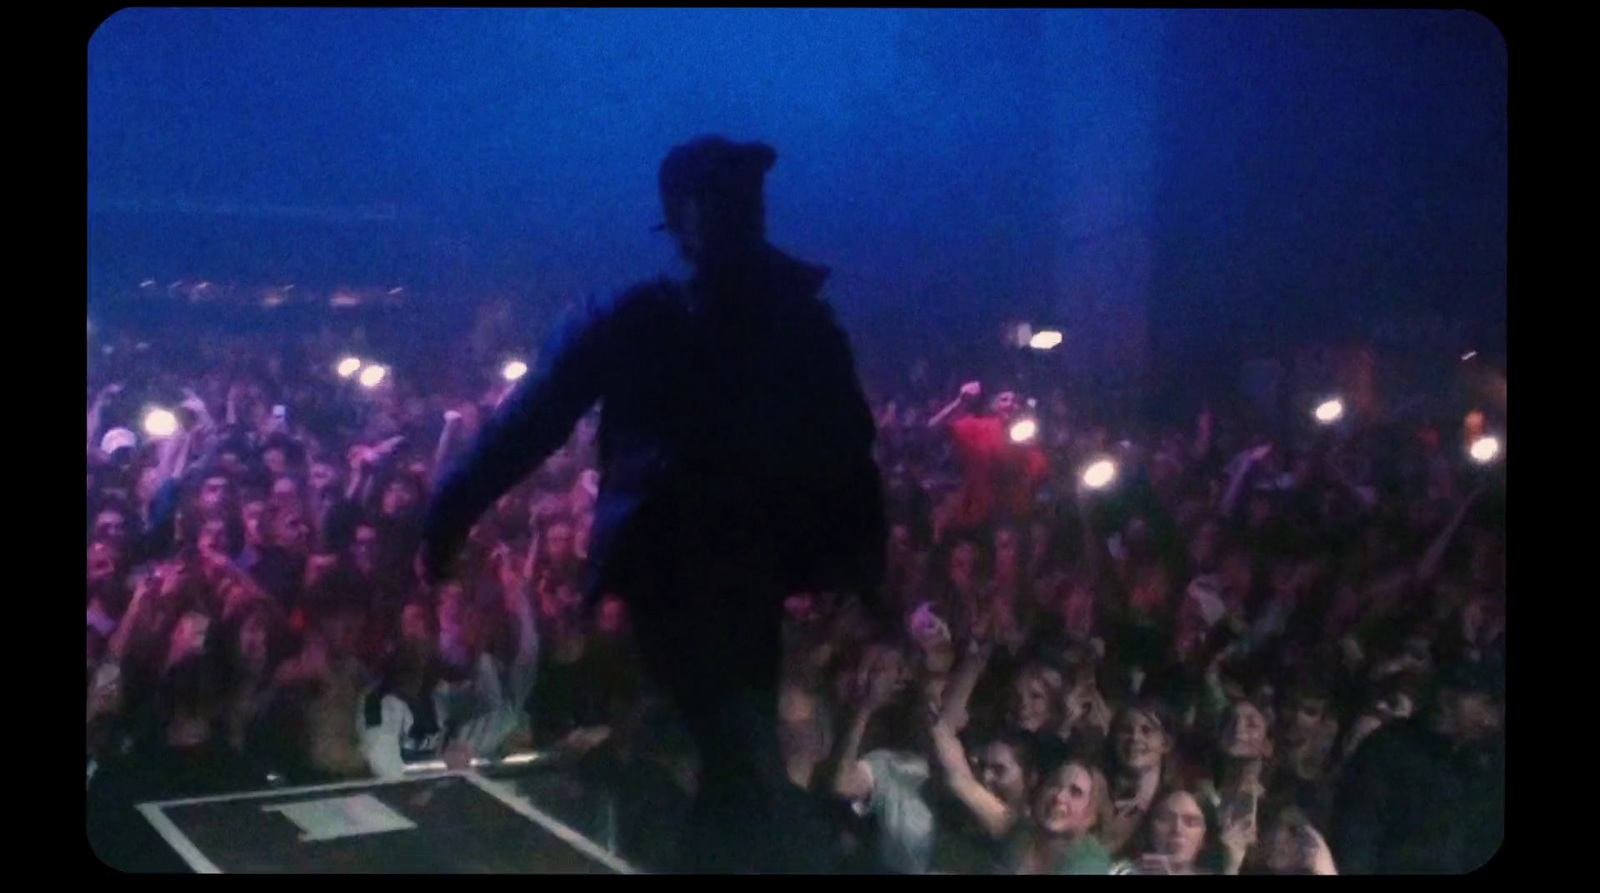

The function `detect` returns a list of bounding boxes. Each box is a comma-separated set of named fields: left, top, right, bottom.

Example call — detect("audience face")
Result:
left=544, top=522, right=575, bottom=566
left=1008, top=666, right=1063, bottom=734
left=1032, top=762, right=1102, bottom=838
left=241, top=501, right=271, bottom=549
left=272, top=510, right=310, bottom=553
left=272, top=476, right=301, bottom=510
left=1219, top=701, right=1272, bottom=760
left=199, top=476, right=232, bottom=516
left=975, top=740, right=1033, bottom=811
left=262, top=448, right=289, bottom=478
left=382, top=479, right=418, bottom=518
left=994, top=528, right=1020, bottom=577
left=87, top=541, right=119, bottom=587
left=1115, top=709, right=1172, bottom=775
left=238, top=610, right=271, bottom=675
left=351, top=525, right=378, bottom=574
left=92, top=509, right=128, bottom=550
left=1149, top=791, right=1208, bottom=870
left=197, top=517, right=231, bottom=557
left=949, top=542, right=977, bottom=581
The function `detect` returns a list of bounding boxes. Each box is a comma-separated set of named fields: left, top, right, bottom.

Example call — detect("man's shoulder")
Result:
left=1351, top=718, right=1433, bottom=768
left=615, top=277, right=682, bottom=306
left=584, top=278, right=684, bottom=331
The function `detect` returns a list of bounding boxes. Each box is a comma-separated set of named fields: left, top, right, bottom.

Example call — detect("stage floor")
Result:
left=138, top=771, right=644, bottom=873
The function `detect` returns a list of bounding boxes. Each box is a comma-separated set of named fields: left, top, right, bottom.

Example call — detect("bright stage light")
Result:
left=1314, top=398, right=1345, bottom=425
left=1009, top=418, right=1038, bottom=443
left=143, top=408, right=178, bottom=439
left=1081, top=458, right=1118, bottom=490
left=1029, top=330, right=1063, bottom=351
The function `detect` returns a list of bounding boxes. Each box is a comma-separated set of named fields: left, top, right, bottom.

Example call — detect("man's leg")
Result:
left=629, top=568, right=836, bottom=873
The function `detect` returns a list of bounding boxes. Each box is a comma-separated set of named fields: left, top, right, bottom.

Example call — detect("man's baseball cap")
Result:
left=654, top=135, right=777, bottom=233
left=100, top=428, right=138, bottom=456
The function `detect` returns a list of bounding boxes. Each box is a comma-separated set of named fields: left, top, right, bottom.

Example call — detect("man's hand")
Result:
left=959, top=381, right=982, bottom=400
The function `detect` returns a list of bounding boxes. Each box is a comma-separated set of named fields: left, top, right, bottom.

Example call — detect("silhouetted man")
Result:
left=420, top=136, right=886, bottom=873
left=1330, top=660, right=1504, bottom=873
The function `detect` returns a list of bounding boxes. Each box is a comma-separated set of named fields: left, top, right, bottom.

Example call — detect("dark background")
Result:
left=88, top=9, right=1506, bottom=387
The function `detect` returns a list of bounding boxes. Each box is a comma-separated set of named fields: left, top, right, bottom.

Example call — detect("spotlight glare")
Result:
left=1009, top=418, right=1038, bottom=443
left=143, top=408, right=179, bottom=439
left=1028, top=330, right=1063, bottom=351
left=358, top=364, right=388, bottom=388
left=336, top=357, right=362, bottom=378
left=502, top=360, right=529, bottom=382
left=1081, top=458, right=1118, bottom=491
left=1314, top=398, right=1345, bottom=425
left=1469, top=436, right=1501, bottom=465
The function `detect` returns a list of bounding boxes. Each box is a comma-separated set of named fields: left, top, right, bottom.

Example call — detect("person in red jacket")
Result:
left=929, top=381, right=1049, bottom=538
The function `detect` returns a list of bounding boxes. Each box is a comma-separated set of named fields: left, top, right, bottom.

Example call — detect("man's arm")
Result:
left=420, top=297, right=611, bottom=578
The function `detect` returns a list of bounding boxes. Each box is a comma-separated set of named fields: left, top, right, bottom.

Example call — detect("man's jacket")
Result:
left=1330, top=718, right=1504, bottom=874
left=424, top=246, right=887, bottom=607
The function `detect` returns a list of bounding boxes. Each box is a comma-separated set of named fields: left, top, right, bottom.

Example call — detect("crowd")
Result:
left=84, top=315, right=1504, bottom=874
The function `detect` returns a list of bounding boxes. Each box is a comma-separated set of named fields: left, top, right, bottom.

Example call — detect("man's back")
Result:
left=421, top=136, right=885, bottom=873
left=568, top=247, right=883, bottom=604
left=1330, top=719, right=1504, bottom=874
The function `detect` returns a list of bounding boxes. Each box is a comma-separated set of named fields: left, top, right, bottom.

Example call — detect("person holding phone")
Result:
left=419, top=136, right=886, bottom=873
left=1116, top=787, right=1239, bottom=875
left=1254, top=806, right=1338, bottom=875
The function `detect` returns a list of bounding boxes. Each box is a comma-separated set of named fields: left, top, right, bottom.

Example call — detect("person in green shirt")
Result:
left=1002, top=759, right=1118, bottom=875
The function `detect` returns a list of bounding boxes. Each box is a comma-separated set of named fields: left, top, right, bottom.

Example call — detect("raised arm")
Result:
left=87, top=384, right=121, bottom=451
left=1415, top=483, right=1486, bottom=582
left=1219, top=444, right=1272, bottom=518
left=421, top=297, right=610, bottom=580
left=939, top=638, right=993, bottom=732
left=931, top=720, right=1017, bottom=839
left=431, top=410, right=466, bottom=486
left=928, top=381, right=982, bottom=431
